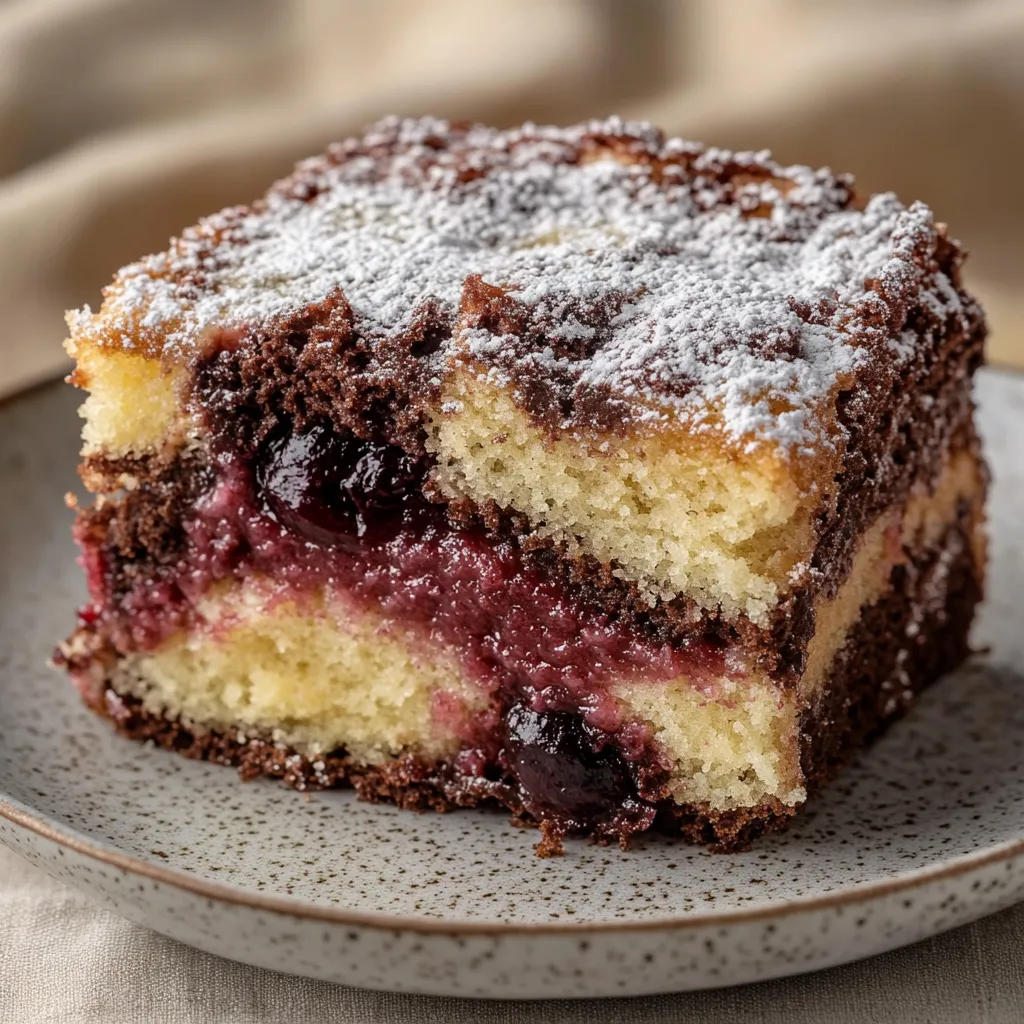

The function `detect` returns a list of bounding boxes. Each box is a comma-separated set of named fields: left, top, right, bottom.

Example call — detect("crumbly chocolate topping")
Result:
left=71, top=116, right=979, bottom=450
left=189, top=291, right=446, bottom=454
left=68, top=504, right=983, bottom=854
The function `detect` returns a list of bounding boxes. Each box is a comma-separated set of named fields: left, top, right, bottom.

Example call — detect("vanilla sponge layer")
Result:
left=115, top=586, right=487, bottom=765
left=67, top=345, right=185, bottom=459
left=116, top=588, right=804, bottom=812
left=429, top=370, right=818, bottom=624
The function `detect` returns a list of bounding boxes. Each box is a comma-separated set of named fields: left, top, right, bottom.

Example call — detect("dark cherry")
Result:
left=256, top=425, right=422, bottom=548
left=257, top=425, right=359, bottom=547
left=504, top=704, right=634, bottom=822
left=347, top=442, right=423, bottom=519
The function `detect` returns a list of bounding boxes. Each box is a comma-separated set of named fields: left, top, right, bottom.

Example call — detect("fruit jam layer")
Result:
left=82, top=422, right=745, bottom=711
left=77, top=423, right=753, bottom=833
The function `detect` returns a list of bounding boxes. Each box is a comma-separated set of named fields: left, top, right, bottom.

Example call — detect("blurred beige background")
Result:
left=2, top=0, right=1023, bottom=399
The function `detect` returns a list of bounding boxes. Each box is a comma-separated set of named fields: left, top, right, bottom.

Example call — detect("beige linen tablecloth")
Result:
left=2, top=1, right=1024, bottom=1020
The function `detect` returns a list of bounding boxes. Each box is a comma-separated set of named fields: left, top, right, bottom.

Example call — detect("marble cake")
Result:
left=57, top=117, right=987, bottom=855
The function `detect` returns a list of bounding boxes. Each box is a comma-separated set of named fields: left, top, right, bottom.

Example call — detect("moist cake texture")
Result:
left=58, top=117, right=987, bottom=854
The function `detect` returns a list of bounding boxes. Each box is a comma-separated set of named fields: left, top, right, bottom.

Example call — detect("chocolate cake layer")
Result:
left=66, top=494, right=983, bottom=854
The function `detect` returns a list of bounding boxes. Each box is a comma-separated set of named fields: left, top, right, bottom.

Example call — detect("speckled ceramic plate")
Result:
left=1, top=372, right=1023, bottom=999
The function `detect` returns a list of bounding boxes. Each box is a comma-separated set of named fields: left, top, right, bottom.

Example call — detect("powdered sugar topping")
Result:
left=84, top=117, right=968, bottom=450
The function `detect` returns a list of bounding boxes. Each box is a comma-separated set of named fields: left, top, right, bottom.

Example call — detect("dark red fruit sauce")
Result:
left=81, top=422, right=740, bottom=832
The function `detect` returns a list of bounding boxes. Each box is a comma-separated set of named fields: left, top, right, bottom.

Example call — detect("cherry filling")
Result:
left=503, top=705, right=636, bottom=823
left=81, top=420, right=742, bottom=830
left=257, top=425, right=423, bottom=548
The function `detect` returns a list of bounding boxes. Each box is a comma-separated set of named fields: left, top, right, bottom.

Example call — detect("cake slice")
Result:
left=57, top=117, right=987, bottom=854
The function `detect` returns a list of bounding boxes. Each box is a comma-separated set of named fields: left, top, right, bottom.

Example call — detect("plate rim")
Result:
left=4, top=788, right=1023, bottom=937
